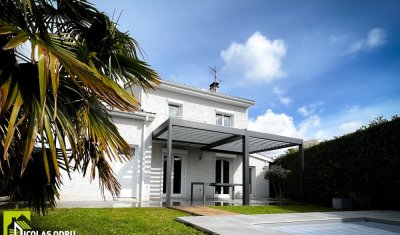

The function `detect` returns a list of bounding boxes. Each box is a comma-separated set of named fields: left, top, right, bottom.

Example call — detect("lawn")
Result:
left=209, top=204, right=334, bottom=215
left=1, top=204, right=333, bottom=234
left=1, top=208, right=205, bottom=235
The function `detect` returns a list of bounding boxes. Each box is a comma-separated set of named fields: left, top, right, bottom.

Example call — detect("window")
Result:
left=249, top=167, right=255, bottom=195
left=168, top=104, right=181, bottom=117
left=216, top=114, right=232, bottom=127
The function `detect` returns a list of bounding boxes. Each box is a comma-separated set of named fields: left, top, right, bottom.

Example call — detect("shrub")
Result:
left=265, top=165, right=291, bottom=199
left=275, top=116, right=400, bottom=209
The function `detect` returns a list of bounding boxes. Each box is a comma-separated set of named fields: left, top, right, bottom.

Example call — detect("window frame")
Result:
left=168, top=103, right=182, bottom=118
left=216, top=113, right=233, bottom=127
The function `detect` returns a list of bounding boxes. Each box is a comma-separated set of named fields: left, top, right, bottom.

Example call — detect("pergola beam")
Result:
left=298, top=143, right=304, bottom=204
left=249, top=143, right=298, bottom=154
left=201, top=135, right=242, bottom=151
left=165, top=119, right=172, bottom=207
left=246, top=129, right=303, bottom=145
left=242, top=134, right=250, bottom=205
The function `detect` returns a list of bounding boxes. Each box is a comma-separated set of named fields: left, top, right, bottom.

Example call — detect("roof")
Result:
left=153, top=118, right=303, bottom=155
left=157, top=79, right=255, bottom=107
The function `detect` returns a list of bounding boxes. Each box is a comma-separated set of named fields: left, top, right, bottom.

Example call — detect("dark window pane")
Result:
left=249, top=167, right=252, bottom=194
left=223, top=160, right=229, bottom=194
left=215, top=160, right=221, bottom=194
left=173, top=157, right=181, bottom=194
left=163, top=157, right=167, bottom=194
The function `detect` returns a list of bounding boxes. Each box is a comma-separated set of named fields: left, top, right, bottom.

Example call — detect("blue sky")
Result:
left=94, top=0, right=400, bottom=140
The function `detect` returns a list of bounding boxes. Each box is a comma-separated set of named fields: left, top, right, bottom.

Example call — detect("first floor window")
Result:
left=168, top=104, right=181, bottom=117
left=216, top=114, right=232, bottom=127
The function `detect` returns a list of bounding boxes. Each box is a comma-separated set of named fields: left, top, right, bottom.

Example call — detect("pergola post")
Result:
left=298, top=144, right=304, bottom=204
left=242, top=134, right=250, bottom=205
left=166, top=120, right=173, bottom=206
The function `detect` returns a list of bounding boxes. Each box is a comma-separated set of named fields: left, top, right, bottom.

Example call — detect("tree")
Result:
left=0, top=0, right=159, bottom=214
left=264, top=165, right=291, bottom=200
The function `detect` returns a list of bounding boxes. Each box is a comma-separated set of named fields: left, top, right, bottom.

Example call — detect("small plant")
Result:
left=264, top=165, right=291, bottom=200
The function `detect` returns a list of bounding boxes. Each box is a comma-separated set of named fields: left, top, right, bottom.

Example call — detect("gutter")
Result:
left=139, top=115, right=148, bottom=201
left=110, top=110, right=156, bottom=121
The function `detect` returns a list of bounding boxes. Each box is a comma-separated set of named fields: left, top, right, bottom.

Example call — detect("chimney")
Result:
left=209, top=82, right=219, bottom=92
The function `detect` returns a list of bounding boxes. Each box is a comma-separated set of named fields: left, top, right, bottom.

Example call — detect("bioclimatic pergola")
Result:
left=152, top=118, right=304, bottom=206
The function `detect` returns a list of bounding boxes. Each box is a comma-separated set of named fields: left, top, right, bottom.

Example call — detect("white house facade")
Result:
left=59, top=80, right=303, bottom=205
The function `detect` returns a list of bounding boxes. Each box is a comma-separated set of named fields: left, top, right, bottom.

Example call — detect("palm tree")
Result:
left=0, top=0, right=159, bottom=214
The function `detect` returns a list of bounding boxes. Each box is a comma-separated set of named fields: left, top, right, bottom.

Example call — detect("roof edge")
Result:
left=158, top=79, right=255, bottom=107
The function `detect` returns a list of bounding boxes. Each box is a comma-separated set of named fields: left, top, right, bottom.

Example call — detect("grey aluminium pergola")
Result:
left=152, top=118, right=304, bottom=207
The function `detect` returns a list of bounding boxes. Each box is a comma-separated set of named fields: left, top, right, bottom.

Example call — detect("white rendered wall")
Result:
left=249, top=157, right=269, bottom=197
left=58, top=115, right=144, bottom=201
left=60, top=83, right=254, bottom=202
left=140, top=87, right=249, bottom=129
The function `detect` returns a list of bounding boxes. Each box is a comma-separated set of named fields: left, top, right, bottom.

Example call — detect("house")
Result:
left=59, top=80, right=304, bottom=205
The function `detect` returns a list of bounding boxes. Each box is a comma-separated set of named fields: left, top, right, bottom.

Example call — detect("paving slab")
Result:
left=177, top=210, right=400, bottom=235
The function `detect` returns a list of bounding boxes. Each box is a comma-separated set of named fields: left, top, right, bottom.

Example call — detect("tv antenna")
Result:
left=209, top=66, right=221, bottom=92
left=209, top=66, right=221, bottom=83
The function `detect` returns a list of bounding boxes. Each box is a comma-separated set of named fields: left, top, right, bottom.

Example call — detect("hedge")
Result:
left=275, top=116, right=400, bottom=210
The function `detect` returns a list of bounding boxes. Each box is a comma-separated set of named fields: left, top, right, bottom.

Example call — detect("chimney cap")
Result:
left=209, top=82, right=219, bottom=92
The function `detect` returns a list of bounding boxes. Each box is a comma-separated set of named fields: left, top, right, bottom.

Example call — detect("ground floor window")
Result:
left=249, top=167, right=254, bottom=195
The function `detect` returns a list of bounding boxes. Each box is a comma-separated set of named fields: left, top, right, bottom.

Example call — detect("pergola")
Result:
left=152, top=118, right=304, bottom=206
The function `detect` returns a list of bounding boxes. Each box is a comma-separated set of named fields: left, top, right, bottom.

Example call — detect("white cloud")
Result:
left=221, top=32, right=287, bottom=82
left=297, top=102, right=324, bottom=117
left=248, top=109, right=297, bottom=137
left=279, top=97, right=292, bottom=105
left=346, top=28, right=386, bottom=54
left=248, top=109, right=320, bottom=139
left=366, top=28, right=386, bottom=47
left=297, top=106, right=310, bottom=116
left=298, top=115, right=320, bottom=137
left=273, top=87, right=292, bottom=106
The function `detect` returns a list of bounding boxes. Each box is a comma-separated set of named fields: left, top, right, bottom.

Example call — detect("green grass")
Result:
left=1, top=208, right=205, bottom=235
left=1, top=204, right=333, bottom=234
left=209, top=204, right=334, bottom=215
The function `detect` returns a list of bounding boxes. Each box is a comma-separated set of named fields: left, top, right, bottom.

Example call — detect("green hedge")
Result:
left=275, top=116, right=400, bottom=209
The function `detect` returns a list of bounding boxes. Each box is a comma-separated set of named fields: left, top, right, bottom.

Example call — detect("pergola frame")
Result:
left=152, top=118, right=304, bottom=206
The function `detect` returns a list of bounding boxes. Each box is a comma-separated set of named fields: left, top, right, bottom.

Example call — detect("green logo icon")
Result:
left=3, top=211, right=32, bottom=235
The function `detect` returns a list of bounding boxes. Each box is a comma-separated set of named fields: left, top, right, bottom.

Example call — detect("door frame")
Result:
left=161, top=150, right=187, bottom=198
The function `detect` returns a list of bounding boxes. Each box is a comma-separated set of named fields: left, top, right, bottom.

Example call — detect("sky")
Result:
left=94, top=0, right=400, bottom=141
